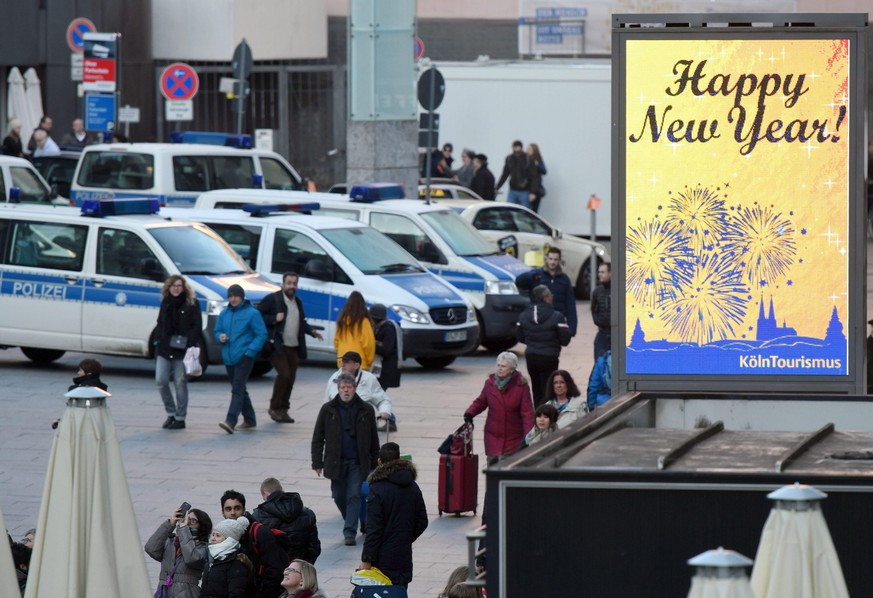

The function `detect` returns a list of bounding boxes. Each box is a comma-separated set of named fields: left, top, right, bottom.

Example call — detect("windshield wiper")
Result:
left=180, top=270, right=220, bottom=275
left=222, top=269, right=250, bottom=275
left=379, top=263, right=422, bottom=273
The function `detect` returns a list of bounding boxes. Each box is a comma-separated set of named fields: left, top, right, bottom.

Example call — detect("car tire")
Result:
left=415, top=356, right=457, bottom=369
left=21, top=347, right=66, bottom=363
left=575, top=257, right=600, bottom=300
left=482, top=337, right=518, bottom=353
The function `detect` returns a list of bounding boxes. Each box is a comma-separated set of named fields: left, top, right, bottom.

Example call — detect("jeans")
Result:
left=268, top=346, right=299, bottom=412
left=156, top=355, right=188, bottom=420
left=594, top=330, right=611, bottom=361
left=526, top=353, right=559, bottom=408
left=224, top=355, right=256, bottom=426
left=507, top=188, right=531, bottom=209
left=330, top=458, right=362, bottom=539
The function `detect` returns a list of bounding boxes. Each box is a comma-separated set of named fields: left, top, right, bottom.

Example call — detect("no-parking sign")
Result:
left=160, top=63, right=199, bottom=101
left=66, top=17, right=96, bottom=53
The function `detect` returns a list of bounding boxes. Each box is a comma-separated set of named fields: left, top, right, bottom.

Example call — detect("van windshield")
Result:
left=76, top=151, right=154, bottom=190
left=148, top=224, right=252, bottom=275
left=420, top=210, right=497, bottom=257
left=321, top=226, right=424, bottom=275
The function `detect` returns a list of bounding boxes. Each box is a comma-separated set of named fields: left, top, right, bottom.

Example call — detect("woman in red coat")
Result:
left=464, top=351, right=534, bottom=458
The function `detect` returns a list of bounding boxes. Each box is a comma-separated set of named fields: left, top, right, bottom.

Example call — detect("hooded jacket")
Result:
left=516, top=301, right=571, bottom=358
left=251, top=492, right=321, bottom=564
left=214, top=299, right=267, bottom=366
left=361, top=459, right=428, bottom=587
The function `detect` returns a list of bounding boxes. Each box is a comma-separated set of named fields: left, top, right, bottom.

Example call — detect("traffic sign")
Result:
left=66, top=17, right=96, bottom=53
left=83, top=32, right=118, bottom=93
left=165, top=101, right=193, bottom=122
left=232, top=39, right=253, bottom=80
left=414, top=37, right=425, bottom=60
left=160, top=63, right=199, bottom=101
left=84, top=93, right=116, bottom=133
left=417, top=67, right=445, bottom=111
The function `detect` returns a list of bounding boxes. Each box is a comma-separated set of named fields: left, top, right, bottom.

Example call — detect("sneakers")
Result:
left=237, top=421, right=257, bottom=430
left=268, top=409, right=295, bottom=423
left=162, top=416, right=175, bottom=429
left=219, top=421, right=235, bottom=434
left=344, top=536, right=356, bottom=546
left=167, top=419, right=186, bottom=430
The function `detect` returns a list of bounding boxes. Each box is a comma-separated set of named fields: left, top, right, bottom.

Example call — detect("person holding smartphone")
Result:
left=145, top=502, right=213, bottom=597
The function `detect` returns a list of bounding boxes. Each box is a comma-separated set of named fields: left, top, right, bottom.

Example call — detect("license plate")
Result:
left=445, top=330, right=467, bottom=342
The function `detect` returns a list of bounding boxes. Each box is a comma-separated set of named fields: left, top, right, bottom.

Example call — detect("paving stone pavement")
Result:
left=0, top=300, right=598, bottom=597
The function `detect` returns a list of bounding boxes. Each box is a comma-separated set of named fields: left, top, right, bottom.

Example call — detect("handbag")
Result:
left=154, top=559, right=181, bottom=598
left=437, top=422, right=474, bottom=456
left=169, top=334, right=187, bottom=350
left=184, top=346, right=202, bottom=377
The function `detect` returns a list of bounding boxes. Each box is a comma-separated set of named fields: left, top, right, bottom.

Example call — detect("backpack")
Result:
left=248, top=520, right=292, bottom=572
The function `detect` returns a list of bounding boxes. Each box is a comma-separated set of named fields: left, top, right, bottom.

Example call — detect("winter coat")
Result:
left=550, top=396, right=587, bottom=430
left=523, top=424, right=555, bottom=448
left=144, top=520, right=208, bottom=598
left=68, top=372, right=107, bottom=391
left=324, top=369, right=392, bottom=416
left=334, top=319, right=375, bottom=370
left=587, top=351, right=612, bottom=410
left=495, top=152, right=539, bottom=191
left=361, top=459, right=428, bottom=587
left=214, top=299, right=267, bottom=366
left=470, top=165, right=496, bottom=200
left=373, top=319, right=401, bottom=388
left=516, top=302, right=571, bottom=359
left=156, top=294, right=203, bottom=360
left=200, top=551, right=249, bottom=598
left=311, top=394, right=379, bottom=480
left=515, top=267, right=578, bottom=335
left=465, top=370, right=534, bottom=457
left=257, top=290, right=316, bottom=360
left=251, top=491, right=321, bottom=564
left=591, top=282, right=611, bottom=332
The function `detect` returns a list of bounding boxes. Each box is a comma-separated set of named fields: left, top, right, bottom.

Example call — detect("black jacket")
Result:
left=240, top=515, right=288, bottom=598
left=361, top=459, right=428, bottom=587
left=495, top=152, right=539, bottom=191
left=201, top=551, right=249, bottom=598
left=591, top=282, right=611, bottom=332
left=515, top=267, right=578, bottom=336
left=311, top=395, right=379, bottom=480
left=373, top=319, right=400, bottom=388
left=470, top=166, right=496, bottom=200
left=155, top=295, right=202, bottom=359
left=252, top=492, right=321, bottom=564
left=257, top=290, right=315, bottom=360
left=516, top=302, right=571, bottom=358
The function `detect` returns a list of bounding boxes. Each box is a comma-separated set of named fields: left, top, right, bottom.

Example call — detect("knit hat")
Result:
left=227, top=284, right=245, bottom=299
left=213, top=517, right=249, bottom=542
left=369, top=303, right=387, bottom=321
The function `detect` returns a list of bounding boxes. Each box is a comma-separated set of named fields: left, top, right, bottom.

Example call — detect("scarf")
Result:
left=168, top=293, right=186, bottom=333
left=494, top=372, right=512, bottom=392
left=208, top=537, right=239, bottom=561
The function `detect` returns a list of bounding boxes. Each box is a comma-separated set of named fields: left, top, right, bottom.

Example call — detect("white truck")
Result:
left=425, top=59, right=612, bottom=239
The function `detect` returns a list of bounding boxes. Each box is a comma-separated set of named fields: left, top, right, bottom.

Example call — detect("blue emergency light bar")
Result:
left=349, top=183, right=405, bottom=203
left=242, top=202, right=321, bottom=216
left=169, top=131, right=254, bottom=149
left=81, top=198, right=161, bottom=217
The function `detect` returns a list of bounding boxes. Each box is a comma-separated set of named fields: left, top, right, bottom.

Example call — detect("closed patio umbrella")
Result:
left=750, top=483, right=849, bottom=598
left=6, top=67, right=29, bottom=131
left=23, top=386, right=151, bottom=598
left=0, top=502, right=22, bottom=596
left=687, top=547, right=755, bottom=598
left=23, top=67, right=44, bottom=148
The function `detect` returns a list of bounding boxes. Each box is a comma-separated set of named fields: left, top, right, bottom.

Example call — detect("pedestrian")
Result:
left=426, top=142, right=454, bottom=178
left=31, top=128, right=61, bottom=157
left=2, top=118, right=23, bottom=157
left=258, top=272, right=323, bottom=424
left=333, top=290, right=375, bottom=371
left=155, top=275, right=202, bottom=430
left=438, top=566, right=474, bottom=598
left=369, top=303, right=400, bottom=391
left=587, top=349, right=613, bottom=411
left=278, top=560, right=327, bottom=597
left=452, top=148, right=476, bottom=188
left=201, top=518, right=252, bottom=598
left=515, top=247, right=578, bottom=336
left=546, top=369, right=587, bottom=429
left=69, top=358, right=108, bottom=391
left=516, top=285, right=571, bottom=407
left=59, top=118, right=95, bottom=148
left=591, top=262, right=612, bottom=359
left=463, top=352, right=534, bottom=458
left=26, top=115, right=53, bottom=153
left=251, top=477, right=321, bottom=564
left=358, top=441, right=428, bottom=588
left=527, top=143, right=547, bottom=213
left=311, top=372, right=379, bottom=546
left=494, top=140, right=539, bottom=209
left=20, top=528, right=35, bottom=549
left=325, top=351, right=394, bottom=431
left=522, top=403, right=559, bottom=448
left=470, top=153, right=496, bottom=200
left=215, top=284, right=267, bottom=434
left=144, top=505, right=212, bottom=597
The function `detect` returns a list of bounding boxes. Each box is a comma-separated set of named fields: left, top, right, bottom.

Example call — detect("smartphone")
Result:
left=178, top=501, right=191, bottom=515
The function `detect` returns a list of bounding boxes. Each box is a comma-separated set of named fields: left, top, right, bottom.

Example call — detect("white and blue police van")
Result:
left=0, top=198, right=278, bottom=373
left=164, top=203, right=479, bottom=368
left=194, top=188, right=532, bottom=352
left=70, top=132, right=305, bottom=207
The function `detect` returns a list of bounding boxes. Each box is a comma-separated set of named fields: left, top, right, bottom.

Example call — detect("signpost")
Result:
left=67, top=17, right=95, bottom=82
left=160, top=63, right=198, bottom=123
left=82, top=31, right=120, bottom=137
left=231, top=39, right=253, bottom=135
left=418, top=67, right=445, bottom=203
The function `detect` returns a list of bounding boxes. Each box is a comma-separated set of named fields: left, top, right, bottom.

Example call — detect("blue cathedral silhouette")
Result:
left=756, top=297, right=797, bottom=341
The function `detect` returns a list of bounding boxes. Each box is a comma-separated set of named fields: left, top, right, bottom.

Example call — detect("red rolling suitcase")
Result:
left=438, top=422, right=478, bottom=516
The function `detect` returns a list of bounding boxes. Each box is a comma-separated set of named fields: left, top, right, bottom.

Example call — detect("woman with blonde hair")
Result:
left=2, top=118, right=23, bottom=157
left=334, top=290, right=375, bottom=370
left=278, top=559, right=327, bottom=597
left=155, top=274, right=202, bottom=429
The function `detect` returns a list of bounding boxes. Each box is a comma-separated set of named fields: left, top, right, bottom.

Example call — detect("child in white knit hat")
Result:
left=202, top=518, right=252, bottom=596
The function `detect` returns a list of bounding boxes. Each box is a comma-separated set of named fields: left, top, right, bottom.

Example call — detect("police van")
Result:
left=0, top=155, right=69, bottom=205
left=70, top=133, right=304, bottom=207
left=0, top=198, right=278, bottom=373
left=164, top=204, right=479, bottom=368
left=194, top=189, right=532, bottom=351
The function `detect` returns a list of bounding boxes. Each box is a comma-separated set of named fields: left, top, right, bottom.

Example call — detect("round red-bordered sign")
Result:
left=160, top=63, right=200, bottom=101
left=414, top=37, right=425, bottom=60
left=66, top=17, right=96, bottom=53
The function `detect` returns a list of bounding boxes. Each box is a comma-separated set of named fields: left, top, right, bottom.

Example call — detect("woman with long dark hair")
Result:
left=333, top=290, right=375, bottom=370
left=546, top=369, right=587, bottom=429
left=145, top=506, right=213, bottom=597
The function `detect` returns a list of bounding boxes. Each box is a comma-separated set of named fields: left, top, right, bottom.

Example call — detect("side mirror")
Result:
left=141, top=258, right=165, bottom=282
left=552, top=228, right=562, bottom=240
left=303, top=259, right=331, bottom=281
left=49, top=184, right=59, bottom=199
left=419, top=240, right=445, bottom=264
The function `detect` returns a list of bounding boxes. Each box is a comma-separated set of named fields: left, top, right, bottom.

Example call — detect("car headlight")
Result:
left=595, top=246, right=606, bottom=257
left=207, top=299, right=228, bottom=316
left=467, top=306, right=476, bottom=322
left=391, top=304, right=431, bottom=324
left=484, top=280, right=519, bottom=295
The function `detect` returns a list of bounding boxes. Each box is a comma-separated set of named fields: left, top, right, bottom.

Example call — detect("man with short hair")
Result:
left=515, top=247, right=578, bottom=336
left=60, top=118, right=95, bottom=147
left=495, top=139, right=539, bottom=209
left=251, top=477, right=321, bottom=564
left=591, top=262, right=612, bottom=360
left=516, top=284, right=571, bottom=407
left=311, top=372, right=379, bottom=546
left=27, top=115, right=53, bottom=153
left=258, top=272, right=323, bottom=423
left=325, top=350, right=395, bottom=431
left=359, top=442, right=428, bottom=589
left=31, top=129, right=60, bottom=157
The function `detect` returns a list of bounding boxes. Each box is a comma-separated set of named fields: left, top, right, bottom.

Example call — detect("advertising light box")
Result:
left=613, top=15, right=867, bottom=393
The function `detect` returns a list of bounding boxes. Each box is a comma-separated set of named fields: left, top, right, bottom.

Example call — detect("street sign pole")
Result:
left=231, top=39, right=253, bottom=136
left=417, top=67, right=446, bottom=204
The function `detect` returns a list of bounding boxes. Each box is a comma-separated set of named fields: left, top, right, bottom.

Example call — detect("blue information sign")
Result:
left=84, top=93, right=116, bottom=132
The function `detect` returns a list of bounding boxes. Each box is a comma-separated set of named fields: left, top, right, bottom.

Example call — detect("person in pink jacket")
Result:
left=464, top=352, right=534, bottom=458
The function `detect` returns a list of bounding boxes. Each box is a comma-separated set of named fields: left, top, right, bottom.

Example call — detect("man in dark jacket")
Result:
left=359, top=442, right=428, bottom=588
left=515, top=247, right=577, bottom=336
left=517, top=285, right=571, bottom=407
left=495, top=140, right=539, bottom=209
left=591, top=262, right=612, bottom=360
left=369, top=303, right=400, bottom=392
left=258, top=272, right=323, bottom=424
left=311, top=372, right=379, bottom=546
left=470, top=153, right=496, bottom=200
left=251, top=477, right=321, bottom=564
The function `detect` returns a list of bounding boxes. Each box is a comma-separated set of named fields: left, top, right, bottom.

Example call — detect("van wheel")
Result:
left=21, top=347, right=66, bottom=363
left=250, top=360, right=273, bottom=377
left=574, top=257, right=599, bottom=300
left=415, top=356, right=456, bottom=369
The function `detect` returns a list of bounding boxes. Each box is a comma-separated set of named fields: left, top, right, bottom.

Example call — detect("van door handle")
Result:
left=64, top=276, right=79, bottom=284
left=90, top=278, right=106, bottom=288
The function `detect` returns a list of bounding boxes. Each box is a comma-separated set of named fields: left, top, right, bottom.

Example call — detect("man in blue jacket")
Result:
left=216, top=284, right=267, bottom=434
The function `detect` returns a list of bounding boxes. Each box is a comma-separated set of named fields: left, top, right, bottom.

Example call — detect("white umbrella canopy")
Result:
left=23, top=387, right=151, bottom=598
left=0, top=502, right=23, bottom=597
left=22, top=67, right=44, bottom=150
left=750, top=483, right=849, bottom=598
left=687, top=547, right=755, bottom=598
left=6, top=67, right=28, bottom=132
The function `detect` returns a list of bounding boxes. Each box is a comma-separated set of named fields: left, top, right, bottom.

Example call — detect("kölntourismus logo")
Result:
left=624, top=39, right=849, bottom=376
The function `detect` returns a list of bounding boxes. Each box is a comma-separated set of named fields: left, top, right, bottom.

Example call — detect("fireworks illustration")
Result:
left=722, top=205, right=796, bottom=287
left=667, top=185, right=731, bottom=254
left=626, top=219, right=691, bottom=308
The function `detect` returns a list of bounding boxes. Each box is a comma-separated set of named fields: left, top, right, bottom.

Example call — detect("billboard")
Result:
left=614, top=15, right=866, bottom=393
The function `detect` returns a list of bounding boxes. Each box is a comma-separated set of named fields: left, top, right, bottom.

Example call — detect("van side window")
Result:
left=212, top=156, right=254, bottom=189
left=7, top=221, right=86, bottom=270
left=173, top=156, right=209, bottom=192
left=0, top=169, right=6, bottom=201
left=369, top=212, right=446, bottom=264
left=97, top=228, right=159, bottom=279
left=201, top=223, right=261, bottom=269
left=10, top=167, right=50, bottom=203
left=261, top=158, right=300, bottom=190
left=273, top=229, right=351, bottom=285
left=77, top=152, right=154, bottom=189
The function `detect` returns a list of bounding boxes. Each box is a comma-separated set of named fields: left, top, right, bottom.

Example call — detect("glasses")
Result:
left=171, top=283, right=184, bottom=288
left=284, top=567, right=301, bottom=575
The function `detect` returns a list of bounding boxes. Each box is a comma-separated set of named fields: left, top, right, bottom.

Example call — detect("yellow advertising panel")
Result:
left=624, top=38, right=849, bottom=376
